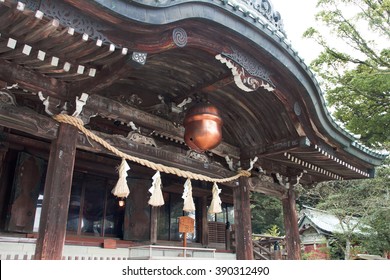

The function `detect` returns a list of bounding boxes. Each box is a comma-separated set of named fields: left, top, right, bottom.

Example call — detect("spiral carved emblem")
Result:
left=294, top=102, right=302, bottom=116
left=173, top=28, right=187, bottom=48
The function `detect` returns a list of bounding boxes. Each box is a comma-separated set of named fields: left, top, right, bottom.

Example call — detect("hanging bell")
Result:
left=183, top=102, right=223, bottom=152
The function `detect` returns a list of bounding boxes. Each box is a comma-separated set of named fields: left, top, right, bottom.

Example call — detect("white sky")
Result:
left=270, top=0, right=322, bottom=63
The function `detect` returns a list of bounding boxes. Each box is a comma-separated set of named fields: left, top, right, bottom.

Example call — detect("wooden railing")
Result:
left=253, top=240, right=272, bottom=260
left=0, top=253, right=130, bottom=260
left=252, top=234, right=286, bottom=260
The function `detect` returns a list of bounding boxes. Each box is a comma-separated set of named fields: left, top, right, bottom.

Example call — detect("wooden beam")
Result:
left=0, top=105, right=237, bottom=185
left=233, top=177, right=254, bottom=260
left=242, top=136, right=311, bottom=159
left=0, top=106, right=58, bottom=140
left=34, top=123, right=77, bottom=260
left=282, top=186, right=301, bottom=260
left=0, top=59, right=67, bottom=99
left=85, top=94, right=240, bottom=159
left=247, top=177, right=287, bottom=199
left=88, top=130, right=237, bottom=185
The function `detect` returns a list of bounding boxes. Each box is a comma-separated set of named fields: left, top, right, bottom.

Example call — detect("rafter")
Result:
left=0, top=59, right=67, bottom=98
left=68, top=56, right=131, bottom=97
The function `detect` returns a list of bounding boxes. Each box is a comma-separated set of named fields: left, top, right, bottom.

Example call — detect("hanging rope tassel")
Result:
left=111, top=158, right=130, bottom=198
left=148, top=171, right=165, bottom=206
left=182, top=179, right=195, bottom=212
left=208, top=182, right=222, bottom=214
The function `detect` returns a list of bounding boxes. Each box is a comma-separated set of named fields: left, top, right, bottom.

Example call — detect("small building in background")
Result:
left=298, top=206, right=366, bottom=259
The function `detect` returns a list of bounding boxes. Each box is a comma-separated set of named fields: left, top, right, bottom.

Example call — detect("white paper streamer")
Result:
left=111, top=158, right=130, bottom=198
left=182, top=179, right=195, bottom=212
left=148, top=171, right=164, bottom=206
left=208, top=182, right=222, bottom=214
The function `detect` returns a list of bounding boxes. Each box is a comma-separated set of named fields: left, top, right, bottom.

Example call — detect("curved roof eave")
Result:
left=88, top=0, right=387, bottom=166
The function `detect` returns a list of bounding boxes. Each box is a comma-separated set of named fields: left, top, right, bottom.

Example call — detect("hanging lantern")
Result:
left=183, top=102, right=223, bottom=152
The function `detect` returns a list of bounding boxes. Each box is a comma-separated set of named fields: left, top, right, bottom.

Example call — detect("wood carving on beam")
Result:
left=39, top=0, right=116, bottom=45
left=215, top=47, right=275, bottom=92
left=186, top=150, right=209, bottom=164
left=126, top=131, right=157, bottom=148
left=247, top=176, right=287, bottom=199
left=0, top=90, right=17, bottom=107
left=0, top=101, right=58, bottom=139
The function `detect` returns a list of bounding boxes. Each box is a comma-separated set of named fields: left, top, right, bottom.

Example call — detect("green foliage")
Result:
left=360, top=162, right=390, bottom=254
left=363, top=208, right=390, bottom=255
left=304, top=0, right=390, bottom=148
left=250, top=193, right=284, bottom=235
left=300, top=163, right=390, bottom=258
left=328, top=233, right=367, bottom=259
left=265, top=225, right=281, bottom=237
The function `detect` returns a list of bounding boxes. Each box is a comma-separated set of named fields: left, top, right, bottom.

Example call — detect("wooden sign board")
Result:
left=178, top=216, right=195, bottom=233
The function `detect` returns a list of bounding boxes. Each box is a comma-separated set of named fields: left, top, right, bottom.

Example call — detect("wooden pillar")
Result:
left=201, top=196, right=209, bottom=246
left=150, top=206, right=158, bottom=244
left=282, top=186, right=301, bottom=260
left=34, top=123, right=77, bottom=260
left=0, top=127, right=7, bottom=176
left=233, top=177, right=254, bottom=260
left=0, top=129, right=10, bottom=229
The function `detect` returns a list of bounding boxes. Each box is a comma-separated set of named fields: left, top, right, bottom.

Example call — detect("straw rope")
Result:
left=53, top=114, right=251, bottom=183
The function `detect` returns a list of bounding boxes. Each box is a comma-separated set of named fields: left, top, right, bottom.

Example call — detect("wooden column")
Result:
left=282, top=186, right=301, bottom=260
left=0, top=129, right=10, bottom=229
left=201, top=196, right=209, bottom=246
left=0, top=127, right=7, bottom=176
left=233, top=177, right=254, bottom=260
left=34, top=123, right=78, bottom=260
left=150, top=206, right=158, bottom=244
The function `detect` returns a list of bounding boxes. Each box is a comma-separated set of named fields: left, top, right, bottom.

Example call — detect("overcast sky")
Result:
left=270, top=0, right=322, bottom=63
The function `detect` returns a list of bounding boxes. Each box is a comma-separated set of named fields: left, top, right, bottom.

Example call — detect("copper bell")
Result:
left=183, top=102, right=223, bottom=152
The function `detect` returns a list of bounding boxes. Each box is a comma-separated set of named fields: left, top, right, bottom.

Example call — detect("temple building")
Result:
left=0, top=0, right=386, bottom=260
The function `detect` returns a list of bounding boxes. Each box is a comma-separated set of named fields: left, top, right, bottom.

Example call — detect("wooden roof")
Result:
left=0, top=0, right=386, bottom=185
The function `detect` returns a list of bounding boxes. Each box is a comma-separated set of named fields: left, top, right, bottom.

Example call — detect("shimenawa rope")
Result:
left=53, top=114, right=251, bottom=183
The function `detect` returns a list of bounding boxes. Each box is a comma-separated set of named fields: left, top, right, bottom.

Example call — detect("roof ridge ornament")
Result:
left=227, top=0, right=285, bottom=33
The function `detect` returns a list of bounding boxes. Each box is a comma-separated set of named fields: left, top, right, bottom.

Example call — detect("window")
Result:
left=66, top=172, right=124, bottom=238
left=157, top=192, right=199, bottom=242
left=207, top=203, right=234, bottom=224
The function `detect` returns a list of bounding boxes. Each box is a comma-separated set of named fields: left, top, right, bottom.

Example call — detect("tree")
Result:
left=251, top=193, right=285, bottom=235
left=360, top=162, right=390, bottom=256
left=303, top=0, right=390, bottom=148
left=300, top=161, right=390, bottom=259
